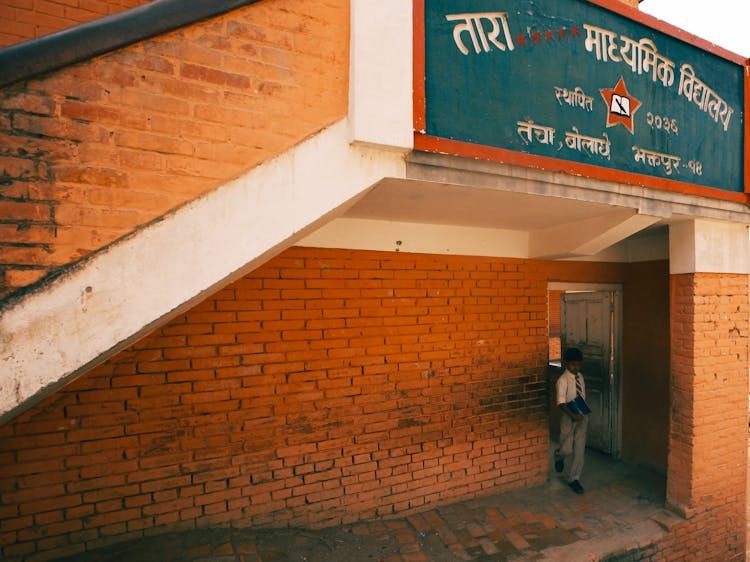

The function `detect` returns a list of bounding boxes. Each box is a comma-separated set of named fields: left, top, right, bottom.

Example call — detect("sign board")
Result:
left=415, top=0, right=748, bottom=200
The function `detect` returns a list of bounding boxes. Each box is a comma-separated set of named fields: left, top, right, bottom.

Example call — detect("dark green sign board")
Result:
left=418, top=0, right=746, bottom=194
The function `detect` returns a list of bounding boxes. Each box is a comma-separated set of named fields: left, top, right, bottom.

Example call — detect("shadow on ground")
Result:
left=57, top=449, right=670, bottom=562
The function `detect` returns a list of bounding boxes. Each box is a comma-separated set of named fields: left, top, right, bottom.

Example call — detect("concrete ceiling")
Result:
left=336, top=177, right=669, bottom=260
left=343, top=178, right=636, bottom=232
left=329, top=152, right=750, bottom=260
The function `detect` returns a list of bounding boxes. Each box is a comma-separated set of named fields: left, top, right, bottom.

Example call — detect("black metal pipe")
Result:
left=0, top=0, right=260, bottom=89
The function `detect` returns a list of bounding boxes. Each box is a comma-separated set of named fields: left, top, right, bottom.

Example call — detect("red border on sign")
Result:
left=745, top=63, right=750, bottom=194
left=414, top=133, right=749, bottom=203
left=413, top=0, right=750, bottom=203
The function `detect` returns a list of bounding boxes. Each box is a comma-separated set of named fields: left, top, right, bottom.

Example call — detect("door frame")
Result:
left=549, top=282, right=623, bottom=459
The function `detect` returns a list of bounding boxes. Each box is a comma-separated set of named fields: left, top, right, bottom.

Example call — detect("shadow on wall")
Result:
left=546, top=363, right=564, bottom=443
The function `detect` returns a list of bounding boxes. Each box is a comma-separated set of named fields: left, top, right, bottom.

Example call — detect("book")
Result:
left=566, top=395, right=591, bottom=416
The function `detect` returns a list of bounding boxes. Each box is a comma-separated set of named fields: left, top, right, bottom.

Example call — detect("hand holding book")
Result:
left=566, top=395, right=591, bottom=416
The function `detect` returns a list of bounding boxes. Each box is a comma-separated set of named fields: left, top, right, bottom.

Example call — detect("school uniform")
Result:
left=555, top=369, right=588, bottom=484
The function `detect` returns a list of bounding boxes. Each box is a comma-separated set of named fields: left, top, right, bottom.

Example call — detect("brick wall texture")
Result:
left=0, top=249, right=634, bottom=560
left=0, top=250, right=745, bottom=561
left=660, top=273, right=749, bottom=560
left=0, top=1, right=153, bottom=47
left=610, top=272, right=749, bottom=562
left=0, top=0, right=349, bottom=300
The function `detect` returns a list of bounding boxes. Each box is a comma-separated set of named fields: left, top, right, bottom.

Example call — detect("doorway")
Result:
left=548, top=283, right=622, bottom=459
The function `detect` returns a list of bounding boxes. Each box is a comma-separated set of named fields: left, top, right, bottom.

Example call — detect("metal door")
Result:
left=561, top=291, right=615, bottom=455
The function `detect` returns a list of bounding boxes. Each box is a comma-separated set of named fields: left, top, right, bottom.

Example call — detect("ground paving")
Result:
left=59, top=449, right=673, bottom=562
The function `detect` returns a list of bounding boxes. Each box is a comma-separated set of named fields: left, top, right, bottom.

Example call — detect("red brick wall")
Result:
left=1, top=248, right=600, bottom=560
left=548, top=290, right=562, bottom=335
left=0, top=0, right=153, bottom=47
left=0, top=0, right=349, bottom=300
left=547, top=290, right=562, bottom=361
left=661, top=272, right=749, bottom=560
left=0, top=251, right=700, bottom=561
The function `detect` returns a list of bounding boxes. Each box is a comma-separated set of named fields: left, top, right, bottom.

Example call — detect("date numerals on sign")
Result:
left=686, top=159, right=703, bottom=176
left=646, top=112, right=678, bottom=135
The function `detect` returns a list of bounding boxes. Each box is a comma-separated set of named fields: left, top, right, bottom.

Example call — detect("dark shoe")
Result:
left=569, top=480, right=584, bottom=494
left=554, top=458, right=564, bottom=473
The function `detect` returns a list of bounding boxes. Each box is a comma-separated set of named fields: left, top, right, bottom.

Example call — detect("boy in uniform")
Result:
left=554, top=347, right=588, bottom=494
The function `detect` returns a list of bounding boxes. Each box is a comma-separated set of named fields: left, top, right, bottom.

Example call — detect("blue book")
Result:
left=567, top=395, right=591, bottom=415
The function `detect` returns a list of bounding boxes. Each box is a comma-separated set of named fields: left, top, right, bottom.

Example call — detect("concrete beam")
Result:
left=670, top=219, right=750, bottom=274
left=530, top=210, right=661, bottom=259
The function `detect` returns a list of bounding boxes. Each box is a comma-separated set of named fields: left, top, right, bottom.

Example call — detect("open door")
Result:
left=561, top=291, right=618, bottom=456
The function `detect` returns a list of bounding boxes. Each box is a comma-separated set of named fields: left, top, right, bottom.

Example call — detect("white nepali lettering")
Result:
left=583, top=24, right=675, bottom=87
left=554, top=86, right=594, bottom=112
left=632, top=146, right=681, bottom=175
left=583, top=24, right=734, bottom=132
left=446, top=12, right=514, bottom=55
left=583, top=24, right=621, bottom=63
left=619, top=36, right=675, bottom=87
left=565, top=127, right=611, bottom=160
left=678, top=64, right=734, bottom=131
left=517, top=120, right=555, bottom=145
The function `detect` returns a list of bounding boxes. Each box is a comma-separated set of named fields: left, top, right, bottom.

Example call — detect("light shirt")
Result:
left=556, top=369, right=585, bottom=405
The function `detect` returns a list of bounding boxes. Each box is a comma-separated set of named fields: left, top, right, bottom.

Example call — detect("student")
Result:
left=554, top=347, right=589, bottom=494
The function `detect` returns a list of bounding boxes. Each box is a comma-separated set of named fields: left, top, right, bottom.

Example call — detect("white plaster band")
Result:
left=0, top=120, right=406, bottom=423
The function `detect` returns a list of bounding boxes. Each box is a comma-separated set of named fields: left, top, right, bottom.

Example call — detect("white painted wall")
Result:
left=669, top=219, right=750, bottom=274
left=300, top=217, right=529, bottom=257
left=349, top=0, right=413, bottom=149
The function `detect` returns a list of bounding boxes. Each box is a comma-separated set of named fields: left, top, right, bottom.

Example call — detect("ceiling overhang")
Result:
left=305, top=151, right=750, bottom=262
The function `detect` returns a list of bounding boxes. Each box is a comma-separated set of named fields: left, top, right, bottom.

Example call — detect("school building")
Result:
left=0, top=0, right=747, bottom=560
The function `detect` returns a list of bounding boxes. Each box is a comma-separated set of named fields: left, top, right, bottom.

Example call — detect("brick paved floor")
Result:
left=58, top=448, right=671, bottom=562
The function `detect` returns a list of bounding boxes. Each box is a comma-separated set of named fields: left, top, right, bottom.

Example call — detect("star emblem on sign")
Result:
left=599, top=76, right=641, bottom=134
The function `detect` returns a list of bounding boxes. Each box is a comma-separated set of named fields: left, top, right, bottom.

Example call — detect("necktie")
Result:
left=575, top=374, right=583, bottom=397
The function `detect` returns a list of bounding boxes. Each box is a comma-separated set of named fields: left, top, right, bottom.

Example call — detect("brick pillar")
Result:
left=668, top=220, right=748, bottom=557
